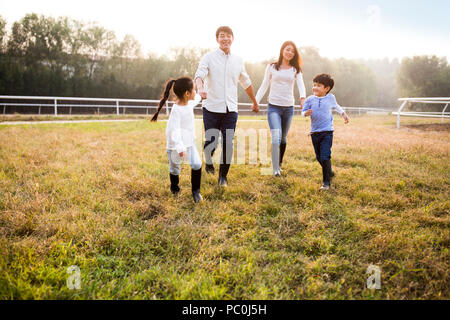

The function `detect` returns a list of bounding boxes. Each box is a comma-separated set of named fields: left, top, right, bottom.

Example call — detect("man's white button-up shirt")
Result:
left=195, top=49, right=252, bottom=113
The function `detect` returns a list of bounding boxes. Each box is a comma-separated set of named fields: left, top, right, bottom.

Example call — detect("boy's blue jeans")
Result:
left=311, top=131, right=333, bottom=162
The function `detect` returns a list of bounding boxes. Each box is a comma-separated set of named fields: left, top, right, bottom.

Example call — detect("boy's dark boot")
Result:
left=218, top=164, right=229, bottom=187
left=320, top=160, right=332, bottom=187
left=326, top=160, right=335, bottom=180
left=191, top=168, right=203, bottom=203
left=279, top=142, right=287, bottom=169
left=170, top=174, right=180, bottom=195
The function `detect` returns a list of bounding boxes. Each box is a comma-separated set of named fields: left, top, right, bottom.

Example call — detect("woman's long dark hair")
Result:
left=272, top=41, right=303, bottom=74
left=151, top=77, right=194, bottom=121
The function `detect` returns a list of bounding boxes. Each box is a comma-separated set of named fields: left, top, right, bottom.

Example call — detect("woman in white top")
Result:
left=255, top=41, right=306, bottom=176
left=151, top=77, right=203, bottom=203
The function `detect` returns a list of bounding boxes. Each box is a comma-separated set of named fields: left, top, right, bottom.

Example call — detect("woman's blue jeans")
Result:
left=267, top=104, right=294, bottom=173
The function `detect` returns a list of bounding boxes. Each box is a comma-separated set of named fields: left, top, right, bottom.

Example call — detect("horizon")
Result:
left=1, top=0, right=450, bottom=62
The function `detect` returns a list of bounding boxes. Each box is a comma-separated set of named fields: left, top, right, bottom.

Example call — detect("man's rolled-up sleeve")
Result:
left=238, top=62, right=252, bottom=90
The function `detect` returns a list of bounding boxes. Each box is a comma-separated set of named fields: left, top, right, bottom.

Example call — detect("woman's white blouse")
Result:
left=166, top=94, right=202, bottom=153
left=255, top=64, right=306, bottom=107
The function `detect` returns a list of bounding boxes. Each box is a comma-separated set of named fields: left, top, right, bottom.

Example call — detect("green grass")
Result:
left=0, top=116, right=448, bottom=299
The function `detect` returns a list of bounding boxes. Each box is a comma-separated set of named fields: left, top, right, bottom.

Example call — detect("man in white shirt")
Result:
left=195, top=26, right=259, bottom=187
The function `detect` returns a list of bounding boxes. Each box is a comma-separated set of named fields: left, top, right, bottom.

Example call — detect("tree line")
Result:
left=0, top=13, right=448, bottom=110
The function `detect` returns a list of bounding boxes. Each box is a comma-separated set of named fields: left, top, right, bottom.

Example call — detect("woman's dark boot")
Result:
left=170, top=174, right=180, bottom=195
left=218, top=164, right=229, bottom=187
left=279, top=142, right=287, bottom=171
left=191, top=168, right=203, bottom=203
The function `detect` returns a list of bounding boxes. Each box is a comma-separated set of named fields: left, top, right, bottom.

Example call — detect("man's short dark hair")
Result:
left=313, top=73, right=334, bottom=93
left=216, top=26, right=234, bottom=39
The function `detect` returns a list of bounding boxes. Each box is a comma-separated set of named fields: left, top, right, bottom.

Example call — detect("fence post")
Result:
left=442, top=104, right=449, bottom=123
left=54, top=99, right=58, bottom=116
left=116, top=100, right=119, bottom=116
left=397, top=100, right=408, bottom=129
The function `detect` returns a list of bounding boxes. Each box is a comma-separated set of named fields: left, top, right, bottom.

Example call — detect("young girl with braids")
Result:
left=151, top=77, right=203, bottom=203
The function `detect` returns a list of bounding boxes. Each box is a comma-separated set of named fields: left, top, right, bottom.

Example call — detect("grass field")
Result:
left=0, top=115, right=448, bottom=299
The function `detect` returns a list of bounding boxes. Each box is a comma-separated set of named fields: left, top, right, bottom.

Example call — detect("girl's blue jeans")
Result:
left=167, top=145, right=202, bottom=176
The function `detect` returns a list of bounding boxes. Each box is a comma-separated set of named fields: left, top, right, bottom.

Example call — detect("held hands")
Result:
left=304, top=109, right=312, bottom=117
left=251, top=102, right=259, bottom=113
left=300, top=97, right=306, bottom=109
left=198, top=88, right=207, bottom=100
left=195, top=78, right=207, bottom=99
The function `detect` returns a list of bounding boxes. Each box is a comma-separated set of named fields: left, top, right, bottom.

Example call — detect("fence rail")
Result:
left=0, top=95, right=163, bottom=116
left=0, top=95, right=393, bottom=117
left=395, top=97, right=450, bottom=128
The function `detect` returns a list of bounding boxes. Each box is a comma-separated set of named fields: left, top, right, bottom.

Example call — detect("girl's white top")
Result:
left=255, top=64, right=306, bottom=107
left=166, top=94, right=202, bottom=153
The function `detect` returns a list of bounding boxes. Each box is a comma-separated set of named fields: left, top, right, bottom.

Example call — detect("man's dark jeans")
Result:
left=202, top=107, right=238, bottom=175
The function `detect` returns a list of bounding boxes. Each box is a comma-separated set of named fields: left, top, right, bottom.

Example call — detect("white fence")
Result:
left=0, top=95, right=392, bottom=117
left=393, top=97, right=450, bottom=128
left=0, top=95, right=163, bottom=116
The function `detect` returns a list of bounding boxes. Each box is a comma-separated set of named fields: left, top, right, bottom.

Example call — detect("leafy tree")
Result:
left=360, top=58, right=400, bottom=108
left=80, top=23, right=116, bottom=79
left=398, top=55, right=449, bottom=97
left=332, top=58, right=377, bottom=107
left=0, top=16, right=6, bottom=53
left=397, top=55, right=450, bottom=111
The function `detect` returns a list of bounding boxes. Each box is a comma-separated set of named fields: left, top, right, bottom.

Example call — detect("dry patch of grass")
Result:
left=403, top=123, right=450, bottom=132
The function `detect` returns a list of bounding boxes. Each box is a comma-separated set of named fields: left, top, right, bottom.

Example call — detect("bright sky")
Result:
left=1, top=0, right=449, bottom=62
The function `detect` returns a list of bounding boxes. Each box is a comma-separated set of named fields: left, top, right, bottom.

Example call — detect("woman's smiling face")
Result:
left=282, top=45, right=295, bottom=62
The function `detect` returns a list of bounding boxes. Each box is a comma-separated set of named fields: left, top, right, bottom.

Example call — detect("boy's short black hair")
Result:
left=313, top=74, right=334, bottom=93
left=216, top=26, right=234, bottom=39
